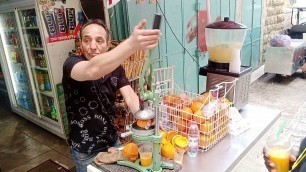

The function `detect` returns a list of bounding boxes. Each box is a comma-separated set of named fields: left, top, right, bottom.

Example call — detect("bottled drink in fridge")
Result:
left=188, top=120, right=199, bottom=157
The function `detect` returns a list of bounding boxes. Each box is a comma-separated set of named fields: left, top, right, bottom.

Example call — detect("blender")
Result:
left=199, top=17, right=252, bottom=110
left=205, top=17, right=247, bottom=73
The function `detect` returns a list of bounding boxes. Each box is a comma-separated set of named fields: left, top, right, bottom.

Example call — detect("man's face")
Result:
left=81, top=24, right=108, bottom=60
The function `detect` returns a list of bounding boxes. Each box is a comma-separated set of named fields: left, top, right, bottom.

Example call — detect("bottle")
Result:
left=37, top=71, right=45, bottom=91
left=188, top=121, right=199, bottom=157
left=51, top=105, right=57, bottom=121
left=161, top=100, right=170, bottom=130
left=44, top=72, right=51, bottom=91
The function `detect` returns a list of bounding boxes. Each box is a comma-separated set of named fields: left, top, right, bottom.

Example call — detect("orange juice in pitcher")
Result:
left=139, top=143, right=153, bottom=167
left=140, top=152, right=152, bottom=167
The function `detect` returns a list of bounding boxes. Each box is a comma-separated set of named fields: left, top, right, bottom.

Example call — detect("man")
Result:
left=62, top=19, right=161, bottom=172
left=264, top=137, right=306, bottom=172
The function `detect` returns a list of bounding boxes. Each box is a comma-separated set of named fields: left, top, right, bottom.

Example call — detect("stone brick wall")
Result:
left=262, top=0, right=292, bottom=62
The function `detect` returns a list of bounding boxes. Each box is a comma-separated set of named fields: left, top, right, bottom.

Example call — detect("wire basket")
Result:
left=154, top=66, right=236, bottom=151
left=109, top=41, right=146, bottom=80
left=122, top=50, right=146, bottom=80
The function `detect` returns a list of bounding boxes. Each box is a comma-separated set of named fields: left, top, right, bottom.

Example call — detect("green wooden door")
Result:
left=241, top=0, right=262, bottom=69
left=126, top=0, right=201, bottom=93
left=109, top=0, right=262, bottom=93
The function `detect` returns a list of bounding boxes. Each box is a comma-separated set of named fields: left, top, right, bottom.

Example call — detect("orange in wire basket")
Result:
left=198, top=92, right=214, bottom=105
left=191, top=101, right=203, bottom=113
left=193, top=110, right=205, bottom=124
left=176, top=118, right=187, bottom=132
left=200, top=121, right=214, bottom=135
left=181, top=107, right=193, bottom=120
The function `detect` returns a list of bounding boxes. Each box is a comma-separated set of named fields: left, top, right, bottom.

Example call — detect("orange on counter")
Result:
left=160, top=130, right=168, bottom=140
left=167, top=130, right=178, bottom=142
left=123, top=143, right=139, bottom=162
left=161, top=142, right=175, bottom=159
left=171, top=135, right=181, bottom=145
left=174, top=136, right=188, bottom=148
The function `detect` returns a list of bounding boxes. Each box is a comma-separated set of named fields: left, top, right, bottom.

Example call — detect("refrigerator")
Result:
left=0, top=59, right=10, bottom=108
left=0, top=0, right=81, bottom=138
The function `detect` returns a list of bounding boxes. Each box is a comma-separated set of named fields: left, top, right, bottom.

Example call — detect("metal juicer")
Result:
left=118, top=48, right=174, bottom=172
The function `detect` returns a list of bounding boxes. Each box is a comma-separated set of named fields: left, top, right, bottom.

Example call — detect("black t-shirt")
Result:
left=62, top=55, right=130, bottom=153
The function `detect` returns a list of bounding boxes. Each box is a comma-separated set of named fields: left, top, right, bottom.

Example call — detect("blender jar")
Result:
left=205, top=17, right=247, bottom=64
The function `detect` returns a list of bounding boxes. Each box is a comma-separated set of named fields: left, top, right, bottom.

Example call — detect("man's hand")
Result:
left=128, top=19, right=162, bottom=51
left=263, top=147, right=297, bottom=172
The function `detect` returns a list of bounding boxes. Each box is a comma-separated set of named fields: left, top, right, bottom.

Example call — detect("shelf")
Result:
left=10, top=61, right=23, bottom=66
left=1, top=27, right=17, bottom=31
left=33, top=66, right=48, bottom=71
left=5, top=44, right=19, bottom=49
left=37, top=90, right=53, bottom=97
left=26, top=47, right=44, bottom=51
left=15, top=82, right=27, bottom=86
left=22, top=26, right=39, bottom=29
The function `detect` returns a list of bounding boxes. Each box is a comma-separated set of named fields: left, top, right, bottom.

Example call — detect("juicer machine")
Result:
left=118, top=48, right=174, bottom=172
left=117, top=14, right=175, bottom=172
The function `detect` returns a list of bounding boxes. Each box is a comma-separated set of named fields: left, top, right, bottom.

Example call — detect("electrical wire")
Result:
left=156, top=1, right=200, bottom=67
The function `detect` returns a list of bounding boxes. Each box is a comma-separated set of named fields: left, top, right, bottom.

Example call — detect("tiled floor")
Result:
left=0, top=72, right=305, bottom=172
left=0, top=105, right=76, bottom=172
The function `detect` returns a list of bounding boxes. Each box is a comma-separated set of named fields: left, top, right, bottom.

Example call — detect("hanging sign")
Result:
left=42, top=8, right=77, bottom=43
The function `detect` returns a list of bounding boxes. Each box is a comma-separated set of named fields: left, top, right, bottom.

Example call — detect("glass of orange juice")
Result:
left=139, top=143, right=153, bottom=167
left=265, top=135, right=291, bottom=172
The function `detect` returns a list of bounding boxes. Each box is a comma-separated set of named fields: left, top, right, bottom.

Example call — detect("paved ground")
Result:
left=233, top=71, right=306, bottom=172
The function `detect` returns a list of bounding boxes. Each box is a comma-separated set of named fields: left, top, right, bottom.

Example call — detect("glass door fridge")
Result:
left=17, top=8, right=58, bottom=122
left=0, top=11, right=36, bottom=112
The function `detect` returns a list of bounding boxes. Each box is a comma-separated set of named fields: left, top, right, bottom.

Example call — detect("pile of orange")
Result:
left=160, top=130, right=189, bottom=159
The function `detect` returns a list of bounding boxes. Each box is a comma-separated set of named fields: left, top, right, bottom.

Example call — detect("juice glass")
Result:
left=265, top=135, right=291, bottom=172
left=139, top=143, right=153, bottom=167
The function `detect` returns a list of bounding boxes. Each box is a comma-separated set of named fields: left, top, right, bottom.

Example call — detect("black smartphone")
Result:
left=152, top=14, right=162, bottom=29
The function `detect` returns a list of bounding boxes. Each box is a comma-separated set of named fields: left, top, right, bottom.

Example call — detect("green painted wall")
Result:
left=109, top=0, right=262, bottom=93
